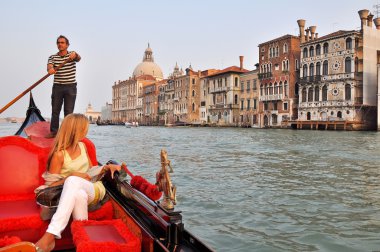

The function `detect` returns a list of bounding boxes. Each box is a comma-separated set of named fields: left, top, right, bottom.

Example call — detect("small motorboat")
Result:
left=0, top=94, right=214, bottom=252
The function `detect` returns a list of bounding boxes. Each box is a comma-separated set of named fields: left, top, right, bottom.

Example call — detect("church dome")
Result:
left=133, top=44, right=163, bottom=80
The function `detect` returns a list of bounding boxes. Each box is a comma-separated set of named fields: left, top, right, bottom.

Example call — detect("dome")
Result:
left=132, top=44, right=163, bottom=80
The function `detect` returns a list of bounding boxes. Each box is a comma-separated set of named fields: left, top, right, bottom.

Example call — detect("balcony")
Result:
left=209, top=103, right=239, bottom=110
left=259, top=94, right=283, bottom=101
left=299, top=75, right=322, bottom=84
left=210, top=86, right=229, bottom=93
left=258, top=72, right=273, bottom=80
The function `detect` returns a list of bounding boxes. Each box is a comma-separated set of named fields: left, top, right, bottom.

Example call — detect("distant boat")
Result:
left=125, top=122, right=139, bottom=128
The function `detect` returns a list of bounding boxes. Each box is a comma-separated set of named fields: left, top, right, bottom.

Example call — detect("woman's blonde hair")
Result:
left=47, top=113, right=89, bottom=169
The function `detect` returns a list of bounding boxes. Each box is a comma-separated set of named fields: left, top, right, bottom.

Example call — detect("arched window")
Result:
left=234, top=94, right=238, bottom=104
left=283, top=43, right=288, bottom=53
left=260, top=85, right=264, bottom=96
left=192, top=90, right=195, bottom=97
left=274, top=83, right=278, bottom=94
left=323, top=43, right=329, bottom=54
left=192, top=103, right=195, bottom=112
left=309, top=46, right=314, bottom=57
left=284, top=81, right=288, bottom=97
left=265, top=84, right=268, bottom=95
left=322, top=85, right=327, bottom=101
left=315, top=86, right=320, bottom=101
left=345, top=84, right=351, bottom=100
left=322, top=60, right=328, bottom=75
left=276, top=46, right=279, bottom=57
left=345, top=57, right=351, bottom=73
left=303, top=64, right=308, bottom=77
left=337, top=111, right=342, bottom=118
left=269, top=84, right=273, bottom=95
left=302, top=88, right=307, bottom=102
left=279, top=82, right=283, bottom=95
left=308, top=87, right=313, bottom=102
left=309, top=63, right=314, bottom=77
left=316, top=44, right=321, bottom=55
left=316, top=62, right=321, bottom=76
left=235, top=77, right=238, bottom=87
left=346, top=38, right=352, bottom=50
left=303, top=48, right=308, bottom=58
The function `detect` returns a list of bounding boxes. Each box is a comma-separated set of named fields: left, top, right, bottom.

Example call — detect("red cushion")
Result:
left=0, top=236, right=22, bottom=247
left=71, top=219, right=141, bottom=252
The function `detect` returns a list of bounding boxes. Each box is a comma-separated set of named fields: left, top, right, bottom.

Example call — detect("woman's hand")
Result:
left=104, top=164, right=121, bottom=179
left=71, top=171, right=91, bottom=181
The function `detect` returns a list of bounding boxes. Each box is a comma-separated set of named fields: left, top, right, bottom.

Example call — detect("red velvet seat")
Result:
left=0, top=136, right=113, bottom=250
left=71, top=219, right=141, bottom=252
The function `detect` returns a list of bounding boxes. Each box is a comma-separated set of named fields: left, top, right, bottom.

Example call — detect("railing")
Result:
left=259, top=94, right=283, bottom=101
left=209, top=103, right=239, bottom=110
left=258, top=72, right=273, bottom=80
left=210, top=86, right=229, bottom=93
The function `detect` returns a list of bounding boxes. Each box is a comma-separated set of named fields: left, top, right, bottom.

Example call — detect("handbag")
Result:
left=36, top=185, right=63, bottom=208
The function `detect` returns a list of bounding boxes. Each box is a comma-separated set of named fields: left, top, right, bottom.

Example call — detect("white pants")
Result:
left=47, top=176, right=95, bottom=239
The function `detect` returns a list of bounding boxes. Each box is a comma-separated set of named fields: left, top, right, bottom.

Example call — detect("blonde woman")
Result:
left=35, top=114, right=120, bottom=252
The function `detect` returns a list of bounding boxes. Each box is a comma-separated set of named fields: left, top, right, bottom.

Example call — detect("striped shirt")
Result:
left=48, top=51, right=77, bottom=84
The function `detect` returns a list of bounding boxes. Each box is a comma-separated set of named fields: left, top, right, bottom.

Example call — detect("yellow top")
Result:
left=61, top=142, right=106, bottom=204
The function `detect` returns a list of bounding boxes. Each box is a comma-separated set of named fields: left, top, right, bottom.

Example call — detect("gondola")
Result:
left=0, top=94, right=214, bottom=252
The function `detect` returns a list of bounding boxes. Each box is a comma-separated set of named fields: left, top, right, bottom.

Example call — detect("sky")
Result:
left=0, top=0, right=378, bottom=118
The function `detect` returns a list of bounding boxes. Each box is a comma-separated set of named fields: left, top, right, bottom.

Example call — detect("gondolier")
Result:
left=47, top=35, right=81, bottom=138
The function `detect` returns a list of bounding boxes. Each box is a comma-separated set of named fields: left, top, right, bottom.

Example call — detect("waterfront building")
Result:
left=297, top=10, right=380, bottom=130
left=258, top=35, right=301, bottom=128
left=239, top=66, right=260, bottom=127
left=172, top=66, right=202, bottom=124
left=84, top=103, right=100, bottom=123
left=203, top=57, right=248, bottom=126
left=199, top=69, right=220, bottom=124
left=142, top=80, right=166, bottom=125
left=112, top=44, right=163, bottom=123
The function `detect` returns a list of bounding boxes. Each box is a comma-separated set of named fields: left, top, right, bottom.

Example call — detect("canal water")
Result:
left=1, top=123, right=380, bottom=252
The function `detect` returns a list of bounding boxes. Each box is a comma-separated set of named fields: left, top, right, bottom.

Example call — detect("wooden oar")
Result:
left=0, top=58, right=72, bottom=114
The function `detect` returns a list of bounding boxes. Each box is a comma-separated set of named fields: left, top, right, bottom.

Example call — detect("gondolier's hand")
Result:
left=48, top=67, right=56, bottom=75
left=69, top=51, right=77, bottom=61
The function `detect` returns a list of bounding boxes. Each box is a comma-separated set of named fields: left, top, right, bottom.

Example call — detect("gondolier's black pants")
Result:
left=50, top=83, right=77, bottom=133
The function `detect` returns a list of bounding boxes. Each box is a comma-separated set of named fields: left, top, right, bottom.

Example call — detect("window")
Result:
left=346, top=38, right=352, bottom=50
left=345, top=57, right=351, bottom=73
left=235, top=77, right=238, bottom=87
left=302, top=88, right=307, bottom=102
left=323, top=43, right=329, bottom=54
left=253, top=99, right=257, bottom=109
left=247, top=80, right=251, bottom=91
left=303, top=64, right=308, bottom=77
left=303, top=48, right=308, bottom=58
left=316, top=62, right=321, bottom=76
left=234, top=94, right=238, bottom=104
left=309, top=46, right=314, bottom=57
left=192, top=79, right=195, bottom=84
left=316, top=44, right=321, bottom=55
left=275, top=64, right=279, bottom=71
left=273, top=102, right=277, bottom=110
left=315, top=86, right=320, bottom=101
left=309, top=63, right=314, bottom=77
left=241, top=81, right=244, bottom=92
left=284, top=81, right=288, bottom=97
left=269, top=84, right=273, bottom=95
left=322, top=85, right=327, bottom=101
left=283, top=102, right=288, bottom=110
left=192, top=103, right=195, bottom=112
left=253, top=79, right=257, bottom=90
left=274, top=85, right=280, bottom=98
left=308, top=87, right=313, bottom=102
left=264, top=102, right=268, bottom=110
left=192, top=90, right=195, bottom=97
left=295, top=59, right=299, bottom=70
left=345, top=84, right=351, bottom=100
left=260, top=85, right=264, bottom=96
left=240, top=100, right=244, bottom=110
left=247, top=99, right=250, bottom=110
left=283, top=43, right=288, bottom=53
left=279, top=82, right=283, bottom=95
left=323, top=60, right=328, bottom=75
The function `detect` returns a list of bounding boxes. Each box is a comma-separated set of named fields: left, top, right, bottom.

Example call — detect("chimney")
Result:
left=255, top=63, right=259, bottom=70
left=374, top=17, right=380, bottom=30
left=297, top=19, right=306, bottom=43
left=310, top=26, right=317, bottom=40
left=239, top=56, right=244, bottom=70
left=358, top=9, right=369, bottom=30
left=367, top=14, right=374, bottom=28
left=305, top=28, right=310, bottom=42
left=315, top=33, right=319, bottom=39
